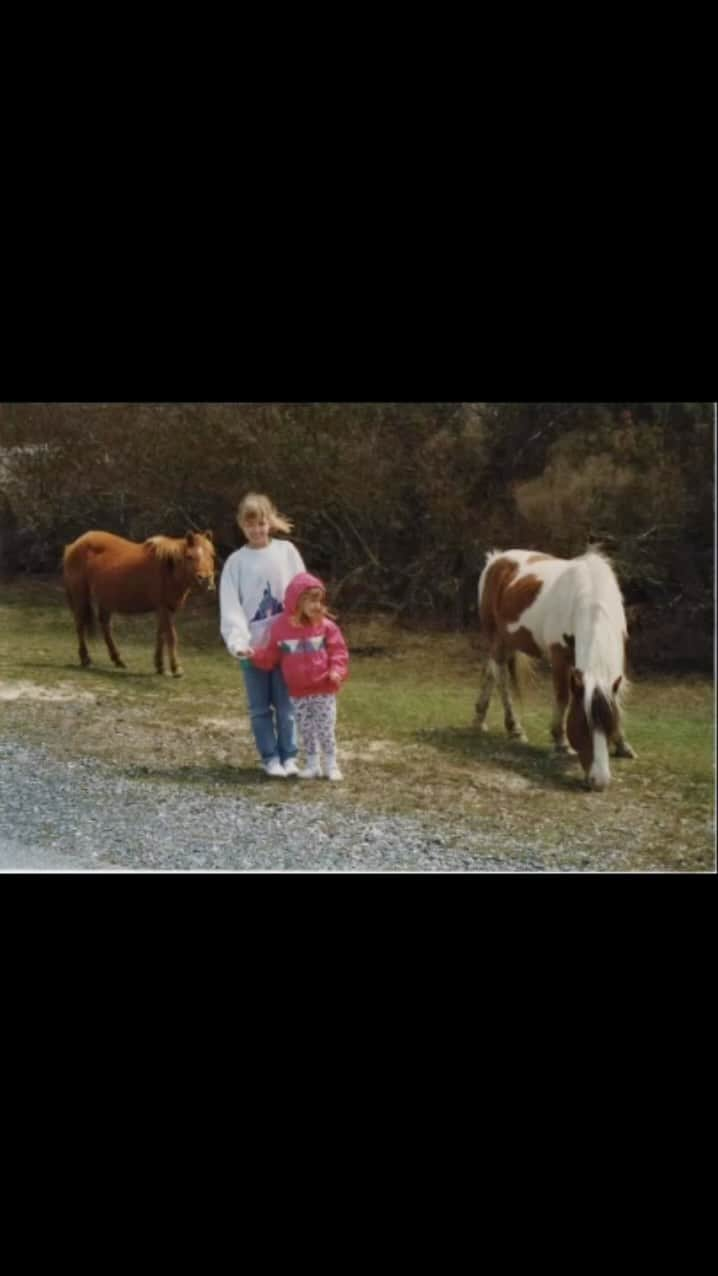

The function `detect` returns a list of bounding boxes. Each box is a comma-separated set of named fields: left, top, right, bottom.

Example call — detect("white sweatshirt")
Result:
left=219, top=539, right=306, bottom=656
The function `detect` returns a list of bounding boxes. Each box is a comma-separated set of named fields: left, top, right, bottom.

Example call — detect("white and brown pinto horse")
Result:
left=476, top=549, right=636, bottom=790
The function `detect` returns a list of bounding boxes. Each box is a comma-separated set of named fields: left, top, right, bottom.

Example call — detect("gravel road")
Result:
left=0, top=737, right=554, bottom=873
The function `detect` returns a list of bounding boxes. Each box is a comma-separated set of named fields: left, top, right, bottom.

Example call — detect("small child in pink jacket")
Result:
left=249, top=572, right=349, bottom=780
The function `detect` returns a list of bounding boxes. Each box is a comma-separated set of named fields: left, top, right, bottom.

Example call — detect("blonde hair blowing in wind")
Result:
left=236, top=493, right=293, bottom=535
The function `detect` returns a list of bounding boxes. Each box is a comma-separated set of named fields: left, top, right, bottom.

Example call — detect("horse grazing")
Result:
left=63, top=530, right=216, bottom=677
left=475, top=548, right=636, bottom=790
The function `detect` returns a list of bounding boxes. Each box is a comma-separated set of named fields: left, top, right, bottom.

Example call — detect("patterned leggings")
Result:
left=291, top=694, right=338, bottom=761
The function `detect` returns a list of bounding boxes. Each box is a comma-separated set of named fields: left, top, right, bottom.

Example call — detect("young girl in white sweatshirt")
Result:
left=219, top=492, right=305, bottom=777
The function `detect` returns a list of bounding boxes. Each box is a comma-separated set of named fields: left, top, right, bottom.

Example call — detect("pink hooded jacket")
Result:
left=250, top=571, right=350, bottom=698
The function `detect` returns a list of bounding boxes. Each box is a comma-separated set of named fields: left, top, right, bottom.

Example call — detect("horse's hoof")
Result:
left=553, top=743, right=577, bottom=756
left=172, top=669, right=184, bottom=678
left=509, top=731, right=528, bottom=743
left=614, top=743, right=637, bottom=759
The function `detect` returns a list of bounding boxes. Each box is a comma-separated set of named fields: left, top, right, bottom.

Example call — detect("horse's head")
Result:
left=184, top=530, right=216, bottom=591
left=567, top=669, right=622, bottom=791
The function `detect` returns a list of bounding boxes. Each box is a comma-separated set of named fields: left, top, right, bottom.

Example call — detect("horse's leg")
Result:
left=498, top=653, right=527, bottom=741
left=155, top=611, right=166, bottom=675
left=475, top=655, right=498, bottom=731
left=98, top=607, right=126, bottom=669
left=549, top=644, right=575, bottom=754
left=156, top=608, right=183, bottom=676
left=65, top=576, right=92, bottom=667
left=167, top=609, right=183, bottom=678
left=74, top=609, right=91, bottom=668
left=612, top=718, right=637, bottom=759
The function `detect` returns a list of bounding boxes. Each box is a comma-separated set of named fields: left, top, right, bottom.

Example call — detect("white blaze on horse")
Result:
left=475, top=548, right=636, bottom=790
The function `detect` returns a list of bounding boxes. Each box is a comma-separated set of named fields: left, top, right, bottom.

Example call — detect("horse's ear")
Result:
left=203, top=529, right=213, bottom=542
left=185, top=531, right=195, bottom=545
left=570, top=668, right=584, bottom=696
left=612, top=675, right=622, bottom=696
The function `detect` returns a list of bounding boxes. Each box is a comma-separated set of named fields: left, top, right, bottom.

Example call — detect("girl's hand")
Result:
left=328, top=669, right=341, bottom=685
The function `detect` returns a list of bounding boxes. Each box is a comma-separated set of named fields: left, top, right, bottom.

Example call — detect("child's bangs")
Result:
left=240, top=497, right=273, bottom=524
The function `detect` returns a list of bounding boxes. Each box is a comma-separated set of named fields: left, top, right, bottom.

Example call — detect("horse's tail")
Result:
left=507, top=650, right=535, bottom=701
left=477, top=555, right=499, bottom=640
left=63, top=540, right=96, bottom=636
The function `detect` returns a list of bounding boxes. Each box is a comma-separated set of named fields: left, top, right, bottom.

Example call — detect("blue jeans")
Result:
left=241, top=663, right=298, bottom=764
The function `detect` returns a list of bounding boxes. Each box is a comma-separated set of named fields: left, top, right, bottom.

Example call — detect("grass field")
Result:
left=0, top=576, right=714, bottom=872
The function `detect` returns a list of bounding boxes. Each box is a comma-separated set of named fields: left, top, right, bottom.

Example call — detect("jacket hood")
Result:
left=284, top=571, right=326, bottom=616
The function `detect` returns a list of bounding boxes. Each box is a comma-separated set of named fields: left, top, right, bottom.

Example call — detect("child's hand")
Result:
left=328, top=669, right=341, bottom=685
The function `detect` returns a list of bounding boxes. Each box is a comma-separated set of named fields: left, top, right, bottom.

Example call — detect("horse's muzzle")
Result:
left=587, top=774, right=610, bottom=792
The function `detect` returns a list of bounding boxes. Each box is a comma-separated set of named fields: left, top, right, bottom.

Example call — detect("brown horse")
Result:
left=63, top=530, right=216, bottom=676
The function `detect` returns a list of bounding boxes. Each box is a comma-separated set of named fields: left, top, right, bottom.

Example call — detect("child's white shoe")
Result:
left=325, top=764, right=343, bottom=782
left=299, top=764, right=321, bottom=779
left=263, top=757, right=286, bottom=778
left=283, top=758, right=300, bottom=778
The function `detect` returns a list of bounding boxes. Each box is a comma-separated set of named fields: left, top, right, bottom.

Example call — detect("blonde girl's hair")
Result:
left=236, top=492, right=293, bottom=536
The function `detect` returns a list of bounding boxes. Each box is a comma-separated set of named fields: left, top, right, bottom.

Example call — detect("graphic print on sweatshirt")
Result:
left=251, top=583, right=284, bottom=623
left=279, top=636, right=327, bottom=654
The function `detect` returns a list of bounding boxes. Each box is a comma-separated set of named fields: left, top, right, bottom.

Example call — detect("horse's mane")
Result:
left=572, top=550, right=628, bottom=702
left=144, top=535, right=185, bottom=563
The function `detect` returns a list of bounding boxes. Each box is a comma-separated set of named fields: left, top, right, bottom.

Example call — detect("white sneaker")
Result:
left=263, top=758, right=286, bottom=778
left=283, top=758, right=299, bottom=778
left=298, top=763, right=321, bottom=779
left=325, top=764, right=343, bottom=782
